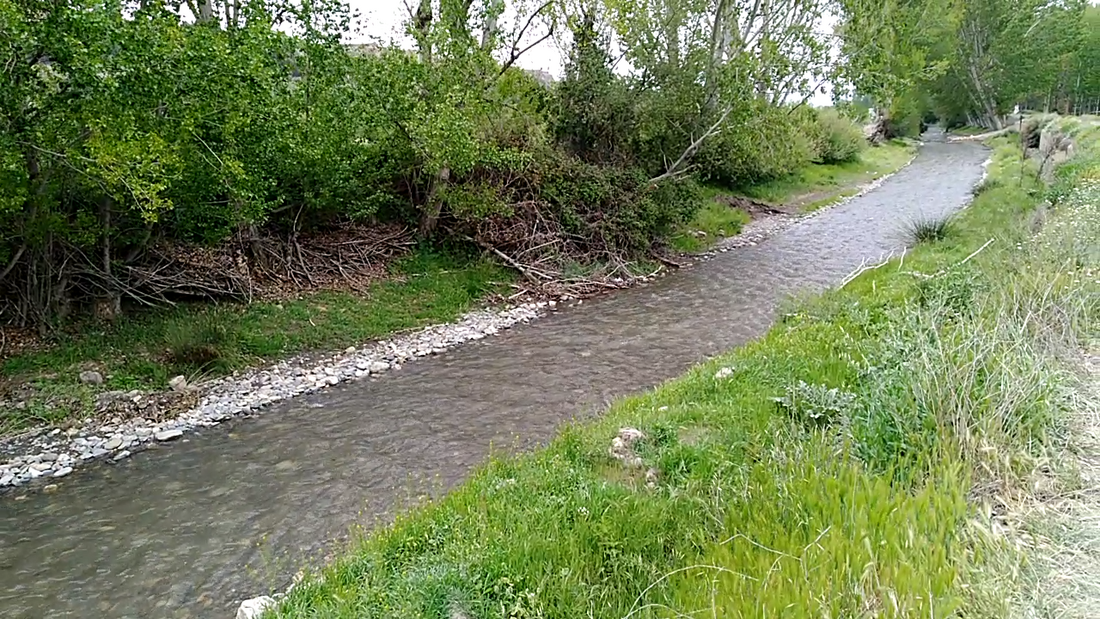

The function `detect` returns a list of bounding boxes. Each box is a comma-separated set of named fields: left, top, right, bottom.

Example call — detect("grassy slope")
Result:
left=0, top=251, right=509, bottom=434
left=670, top=140, right=916, bottom=253
left=271, top=132, right=1097, bottom=618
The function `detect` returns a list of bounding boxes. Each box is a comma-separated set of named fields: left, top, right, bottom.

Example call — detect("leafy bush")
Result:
left=539, top=155, right=702, bottom=255
left=695, top=105, right=817, bottom=187
left=809, top=108, right=866, bottom=164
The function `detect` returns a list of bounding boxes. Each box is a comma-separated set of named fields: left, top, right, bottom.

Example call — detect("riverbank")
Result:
left=264, top=126, right=1098, bottom=617
left=0, top=143, right=918, bottom=493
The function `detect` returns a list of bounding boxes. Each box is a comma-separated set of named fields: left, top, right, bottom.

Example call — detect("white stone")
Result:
left=105, top=437, right=123, bottom=450
left=236, top=596, right=276, bottom=619
left=714, top=367, right=735, bottom=379
left=52, top=467, right=73, bottom=478
left=368, top=361, right=390, bottom=373
left=168, top=375, right=188, bottom=392
left=113, top=450, right=132, bottom=462
left=79, top=370, right=104, bottom=385
left=155, top=429, right=184, bottom=442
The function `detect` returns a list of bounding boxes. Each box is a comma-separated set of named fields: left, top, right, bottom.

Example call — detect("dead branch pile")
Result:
left=139, top=224, right=416, bottom=303
left=457, top=200, right=657, bottom=299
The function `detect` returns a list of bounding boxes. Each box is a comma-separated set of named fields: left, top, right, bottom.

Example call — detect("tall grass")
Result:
left=902, top=214, right=955, bottom=245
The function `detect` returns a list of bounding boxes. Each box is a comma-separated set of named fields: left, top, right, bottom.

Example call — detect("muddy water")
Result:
left=0, top=140, right=987, bottom=618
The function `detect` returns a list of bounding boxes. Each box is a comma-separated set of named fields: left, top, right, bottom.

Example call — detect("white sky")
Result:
left=347, top=0, right=566, bottom=75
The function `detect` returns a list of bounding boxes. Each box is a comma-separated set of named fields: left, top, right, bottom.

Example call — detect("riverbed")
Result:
left=0, top=139, right=988, bottom=618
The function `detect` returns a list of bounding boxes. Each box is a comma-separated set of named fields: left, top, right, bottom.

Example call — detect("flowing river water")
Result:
left=0, top=138, right=987, bottom=618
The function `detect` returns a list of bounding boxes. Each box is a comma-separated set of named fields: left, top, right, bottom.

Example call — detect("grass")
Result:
left=902, top=214, right=956, bottom=245
left=736, top=139, right=916, bottom=208
left=0, top=249, right=510, bottom=434
left=668, top=188, right=752, bottom=253
left=268, top=124, right=1098, bottom=617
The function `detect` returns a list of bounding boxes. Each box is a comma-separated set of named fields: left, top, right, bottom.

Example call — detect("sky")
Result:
left=348, top=0, right=566, bottom=76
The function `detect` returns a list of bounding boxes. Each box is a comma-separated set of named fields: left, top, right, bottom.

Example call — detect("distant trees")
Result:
left=834, top=0, right=1100, bottom=131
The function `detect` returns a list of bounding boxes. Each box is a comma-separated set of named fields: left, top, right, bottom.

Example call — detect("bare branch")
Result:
left=648, top=107, right=732, bottom=186
left=497, top=1, right=556, bottom=77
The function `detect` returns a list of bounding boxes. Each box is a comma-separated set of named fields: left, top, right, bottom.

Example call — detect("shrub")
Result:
left=539, top=154, right=701, bottom=254
left=696, top=105, right=817, bottom=187
left=810, top=108, right=866, bottom=164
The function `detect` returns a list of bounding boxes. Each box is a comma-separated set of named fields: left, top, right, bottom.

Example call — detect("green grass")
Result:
left=737, top=140, right=916, bottom=208
left=269, top=129, right=1097, bottom=617
left=0, top=249, right=510, bottom=434
left=668, top=188, right=752, bottom=253
left=902, top=214, right=957, bottom=245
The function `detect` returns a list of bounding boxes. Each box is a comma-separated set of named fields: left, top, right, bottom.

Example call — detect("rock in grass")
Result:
left=79, top=370, right=104, bottom=385
left=714, top=367, right=735, bottom=379
left=236, top=596, right=276, bottom=619
left=168, top=375, right=188, bottom=392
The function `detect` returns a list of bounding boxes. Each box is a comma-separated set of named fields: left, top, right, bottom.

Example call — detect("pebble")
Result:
left=0, top=303, right=545, bottom=494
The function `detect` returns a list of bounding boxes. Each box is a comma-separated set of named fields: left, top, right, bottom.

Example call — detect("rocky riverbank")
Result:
left=0, top=303, right=545, bottom=493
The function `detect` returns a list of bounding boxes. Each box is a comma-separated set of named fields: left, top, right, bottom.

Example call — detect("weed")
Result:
left=972, top=176, right=1003, bottom=196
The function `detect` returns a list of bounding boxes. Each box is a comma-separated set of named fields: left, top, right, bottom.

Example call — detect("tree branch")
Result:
left=648, top=106, right=732, bottom=186
left=497, top=1, right=556, bottom=77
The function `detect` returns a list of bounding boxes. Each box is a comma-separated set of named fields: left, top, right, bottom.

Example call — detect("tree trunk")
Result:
left=415, top=0, right=433, bottom=63
left=418, top=167, right=450, bottom=239
left=94, top=195, right=121, bottom=322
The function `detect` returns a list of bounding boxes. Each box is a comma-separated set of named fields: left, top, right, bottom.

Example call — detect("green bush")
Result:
left=810, top=108, right=866, bottom=164
left=695, top=105, right=817, bottom=187
left=539, top=154, right=702, bottom=255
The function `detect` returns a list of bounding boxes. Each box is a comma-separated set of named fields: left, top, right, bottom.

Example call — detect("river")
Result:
left=0, top=138, right=987, bottom=618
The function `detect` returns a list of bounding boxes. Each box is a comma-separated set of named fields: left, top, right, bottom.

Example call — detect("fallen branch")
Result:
left=840, top=253, right=894, bottom=288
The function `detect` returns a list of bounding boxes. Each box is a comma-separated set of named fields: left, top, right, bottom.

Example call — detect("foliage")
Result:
left=836, top=0, right=1099, bottom=129
left=0, top=0, right=852, bottom=329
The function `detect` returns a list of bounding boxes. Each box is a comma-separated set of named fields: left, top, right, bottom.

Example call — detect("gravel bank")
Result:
left=0, top=303, right=545, bottom=493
